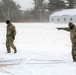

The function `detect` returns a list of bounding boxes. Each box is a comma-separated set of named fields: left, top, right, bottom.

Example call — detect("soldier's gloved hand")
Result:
left=13, top=36, right=15, bottom=40
left=57, top=28, right=62, bottom=30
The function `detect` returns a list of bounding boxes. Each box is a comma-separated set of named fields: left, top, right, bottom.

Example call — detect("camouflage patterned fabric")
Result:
left=6, top=22, right=17, bottom=53
left=57, top=22, right=76, bottom=61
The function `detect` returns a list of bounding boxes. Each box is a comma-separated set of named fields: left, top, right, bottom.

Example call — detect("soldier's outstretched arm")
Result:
left=57, top=27, right=70, bottom=31
left=57, top=27, right=63, bottom=30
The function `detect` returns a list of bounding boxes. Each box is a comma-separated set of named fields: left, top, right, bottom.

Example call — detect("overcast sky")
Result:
left=14, top=0, right=48, bottom=10
left=14, top=0, right=34, bottom=10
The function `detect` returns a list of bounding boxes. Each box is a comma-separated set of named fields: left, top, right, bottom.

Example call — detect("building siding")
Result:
left=49, top=15, right=76, bottom=23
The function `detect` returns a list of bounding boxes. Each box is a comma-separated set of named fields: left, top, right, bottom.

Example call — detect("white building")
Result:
left=49, top=9, right=76, bottom=23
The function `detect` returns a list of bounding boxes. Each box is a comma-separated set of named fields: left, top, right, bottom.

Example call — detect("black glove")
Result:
left=57, top=28, right=62, bottom=30
left=13, top=36, right=15, bottom=40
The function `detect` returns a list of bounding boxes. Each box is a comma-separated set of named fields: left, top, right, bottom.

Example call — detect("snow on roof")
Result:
left=51, top=9, right=76, bottom=16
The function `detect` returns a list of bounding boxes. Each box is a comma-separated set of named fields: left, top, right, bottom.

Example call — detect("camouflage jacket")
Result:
left=6, top=23, right=16, bottom=38
left=60, top=26, right=76, bottom=44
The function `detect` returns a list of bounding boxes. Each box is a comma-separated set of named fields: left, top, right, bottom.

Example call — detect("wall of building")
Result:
left=49, top=15, right=76, bottom=23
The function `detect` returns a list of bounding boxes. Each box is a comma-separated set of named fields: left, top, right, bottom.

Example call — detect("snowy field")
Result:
left=0, top=23, right=76, bottom=75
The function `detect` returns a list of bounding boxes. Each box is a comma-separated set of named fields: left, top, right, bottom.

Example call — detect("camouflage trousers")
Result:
left=72, top=40, right=76, bottom=61
left=6, top=36, right=16, bottom=53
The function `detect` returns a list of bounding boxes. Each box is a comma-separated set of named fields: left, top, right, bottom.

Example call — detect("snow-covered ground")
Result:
left=0, top=23, right=76, bottom=75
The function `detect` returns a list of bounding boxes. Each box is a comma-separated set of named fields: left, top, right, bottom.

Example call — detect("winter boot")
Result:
left=14, top=49, right=17, bottom=53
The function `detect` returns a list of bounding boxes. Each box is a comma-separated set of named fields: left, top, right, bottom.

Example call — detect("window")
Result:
left=64, top=18, right=66, bottom=21
left=51, top=18, right=53, bottom=21
left=58, top=18, right=60, bottom=21
left=70, top=18, right=72, bottom=21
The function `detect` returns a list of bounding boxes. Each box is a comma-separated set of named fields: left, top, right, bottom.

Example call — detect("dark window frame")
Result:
left=58, top=18, right=60, bottom=21
left=51, top=18, right=53, bottom=21
left=70, top=18, right=72, bottom=21
left=64, top=18, right=66, bottom=21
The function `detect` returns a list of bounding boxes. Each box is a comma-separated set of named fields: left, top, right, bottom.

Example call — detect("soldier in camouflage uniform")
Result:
left=6, top=20, right=17, bottom=53
left=57, top=22, right=76, bottom=61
